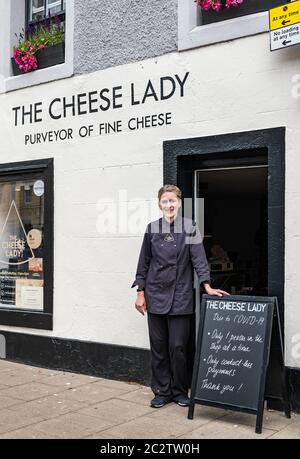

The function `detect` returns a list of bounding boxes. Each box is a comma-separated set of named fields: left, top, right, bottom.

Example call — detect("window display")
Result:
left=0, top=159, right=53, bottom=329
left=0, top=178, right=44, bottom=310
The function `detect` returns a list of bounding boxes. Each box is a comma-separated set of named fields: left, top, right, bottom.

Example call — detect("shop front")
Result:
left=0, top=33, right=299, bottom=410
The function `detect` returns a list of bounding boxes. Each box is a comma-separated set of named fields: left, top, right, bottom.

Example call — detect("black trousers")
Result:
left=147, top=313, right=192, bottom=399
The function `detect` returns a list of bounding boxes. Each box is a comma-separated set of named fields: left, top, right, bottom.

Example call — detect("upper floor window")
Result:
left=0, top=0, right=74, bottom=94
left=199, top=0, right=291, bottom=25
left=27, top=0, right=66, bottom=25
left=179, top=0, right=292, bottom=51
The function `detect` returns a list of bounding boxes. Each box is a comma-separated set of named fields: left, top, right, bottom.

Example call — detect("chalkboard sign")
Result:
left=188, top=295, right=290, bottom=433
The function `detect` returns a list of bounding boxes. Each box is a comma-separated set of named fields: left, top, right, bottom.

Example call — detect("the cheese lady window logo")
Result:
left=0, top=200, right=34, bottom=265
left=2, top=235, right=26, bottom=260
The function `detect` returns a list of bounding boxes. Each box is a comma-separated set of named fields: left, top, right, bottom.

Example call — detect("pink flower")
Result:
left=197, top=0, right=244, bottom=11
left=197, top=0, right=212, bottom=10
left=13, top=49, right=38, bottom=72
left=226, top=0, right=243, bottom=7
left=13, top=49, right=22, bottom=58
left=212, top=0, right=222, bottom=11
left=201, top=0, right=212, bottom=11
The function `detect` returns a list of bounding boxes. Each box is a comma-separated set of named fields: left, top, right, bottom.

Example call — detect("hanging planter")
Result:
left=197, top=0, right=244, bottom=12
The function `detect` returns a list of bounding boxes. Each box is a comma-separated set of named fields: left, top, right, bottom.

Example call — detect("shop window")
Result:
left=0, top=159, right=53, bottom=330
left=178, top=0, right=291, bottom=50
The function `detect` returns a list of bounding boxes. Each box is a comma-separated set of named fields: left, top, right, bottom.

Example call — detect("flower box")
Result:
left=37, top=42, right=65, bottom=69
left=11, top=42, right=65, bottom=76
left=197, top=0, right=244, bottom=11
left=11, top=58, right=25, bottom=76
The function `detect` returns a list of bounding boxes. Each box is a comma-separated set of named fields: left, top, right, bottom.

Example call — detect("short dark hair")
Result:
left=158, top=184, right=182, bottom=201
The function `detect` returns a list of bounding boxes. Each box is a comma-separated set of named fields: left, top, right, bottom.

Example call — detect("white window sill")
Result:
left=178, top=4, right=270, bottom=51
left=1, top=60, right=73, bottom=94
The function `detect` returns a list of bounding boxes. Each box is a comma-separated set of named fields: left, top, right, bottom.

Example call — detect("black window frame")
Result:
left=200, top=0, right=292, bottom=26
left=0, top=158, right=53, bottom=330
left=25, top=0, right=65, bottom=29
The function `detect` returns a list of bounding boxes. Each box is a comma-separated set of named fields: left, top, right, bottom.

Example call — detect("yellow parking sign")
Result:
left=269, top=0, right=300, bottom=31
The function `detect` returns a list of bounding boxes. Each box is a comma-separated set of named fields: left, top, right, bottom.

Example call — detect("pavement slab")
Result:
left=31, top=412, right=113, bottom=439
left=8, top=394, right=87, bottom=420
left=94, top=378, right=142, bottom=392
left=0, top=381, right=67, bottom=400
left=77, top=398, right=154, bottom=425
left=0, top=427, right=60, bottom=439
left=146, top=403, right=228, bottom=431
left=267, top=422, right=300, bottom=439
left=0, top=395, right=24, bottom=409
left=38, top=372, right=100, bottom=388
left=0, top=407, right=44, bottom=434
left=220, top=409, right=296, bottom=432
left=93, top=413, right=209, bottom=439
left=0, top=359, right=299, bottom=439
left=117, top=387, right=154, bottom=406
left=0, top=371, right=37, bottom=387
left=177, top=418, right=276, bottom=439
left=56, top=381, right=133, bottom=404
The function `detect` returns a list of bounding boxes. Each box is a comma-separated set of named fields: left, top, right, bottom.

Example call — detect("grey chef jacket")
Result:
left=132, top=216, right=210, bottom=315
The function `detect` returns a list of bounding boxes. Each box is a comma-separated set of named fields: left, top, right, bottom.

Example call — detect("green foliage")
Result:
left=14, top=20, right=64, bottom=53
left=13, top=18, right=65, bottom=72
left=29, top=23, right=64, bottom=47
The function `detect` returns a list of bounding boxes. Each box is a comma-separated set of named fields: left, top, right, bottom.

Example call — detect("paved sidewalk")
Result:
left=0, top=359, right=299, bottom=439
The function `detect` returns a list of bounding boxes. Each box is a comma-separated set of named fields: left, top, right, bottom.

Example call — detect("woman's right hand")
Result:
left=135, top=292, right=147, bottom=316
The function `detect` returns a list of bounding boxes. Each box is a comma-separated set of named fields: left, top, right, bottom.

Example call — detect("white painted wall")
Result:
left=0, top=32, right=300, bottom=368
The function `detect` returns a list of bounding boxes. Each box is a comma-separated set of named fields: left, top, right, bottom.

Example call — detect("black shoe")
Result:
left=174, top=395, right=190, bottom=407
left=150, top=395, right=172, bottom=408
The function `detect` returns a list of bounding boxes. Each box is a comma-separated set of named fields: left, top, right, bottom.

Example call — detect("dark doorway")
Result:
left=163, top=127, right=285, bottom=410
left=195, top=166, right=268, bottom=297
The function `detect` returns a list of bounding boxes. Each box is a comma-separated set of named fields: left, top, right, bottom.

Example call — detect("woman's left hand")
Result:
left=203, top=283, right=230, bottom=297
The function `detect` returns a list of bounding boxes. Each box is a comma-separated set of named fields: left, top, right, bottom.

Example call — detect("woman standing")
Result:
left=132, top=184, right=228, bottom=408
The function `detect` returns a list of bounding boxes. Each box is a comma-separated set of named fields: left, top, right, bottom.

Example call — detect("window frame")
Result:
left=25, top=0, right=66, bottom=29
left=24, top=186, right=32, bottom=205
left=178, top=0, right=291, bottom=51
left=0, top=158, right=53, bottom=330
left=0, top=0, right=74, bottom=94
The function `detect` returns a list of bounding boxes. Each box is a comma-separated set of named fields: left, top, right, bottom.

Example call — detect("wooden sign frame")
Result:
left=188, top=295, right=291, bottom=434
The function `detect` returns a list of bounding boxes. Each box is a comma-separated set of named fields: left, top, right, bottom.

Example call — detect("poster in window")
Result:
left=0, top=179, right=44, bottom=311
